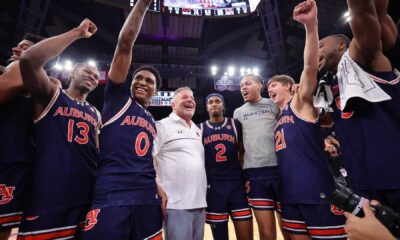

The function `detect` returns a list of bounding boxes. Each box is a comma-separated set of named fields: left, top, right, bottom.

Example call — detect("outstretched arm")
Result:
left=19, top=19, right=97, bottom=106
left=108, top=0, right=152, bottom=83
left=292, top=0, right=319, bottom=118
left=347, top=0, right=392, bottom=71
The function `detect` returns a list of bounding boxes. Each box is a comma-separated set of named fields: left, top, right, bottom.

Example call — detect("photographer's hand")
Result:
left=344, top=200, right=396, bottom=240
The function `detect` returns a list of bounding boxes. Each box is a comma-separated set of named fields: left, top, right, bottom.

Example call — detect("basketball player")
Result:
left=233, top=75, right=280, bottom=239
left=0, top=33, right=43, bottom=240
left=199, top=93, right=253, bottom=240
left=318, top=0, right=400, bottom=213
left=16, top=19, right=101, bottom=239
left=267, top=1, right=346, bottom=239
left=82, top=0, right=163, bottom=239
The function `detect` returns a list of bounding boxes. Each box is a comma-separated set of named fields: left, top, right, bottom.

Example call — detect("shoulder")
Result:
left=156, top=116, right=172, bottom=130
left=234, top=104, right=246, bottom=116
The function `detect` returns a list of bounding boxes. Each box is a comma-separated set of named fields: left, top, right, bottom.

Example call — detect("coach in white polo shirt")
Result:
left=153, top=86, right=207, bottom=240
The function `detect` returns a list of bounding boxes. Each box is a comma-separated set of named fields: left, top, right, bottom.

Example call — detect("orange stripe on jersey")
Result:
left=149, top=231, right=163, bottom=240
left=283, top=221, right=307, bottom=230
left=17, top=228, right=76, bottom=240
left=0, top=214, right=22, bottom=224
left=206, top=214, right=229, bottom=221
left=231, top=209, right=252, bottom=217
left=308, top=227, right=346, bottom=236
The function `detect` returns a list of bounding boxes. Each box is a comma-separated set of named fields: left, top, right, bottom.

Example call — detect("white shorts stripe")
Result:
left=0, top=212, right=23, bottom=218
left=18, top=224, right=77, bottom=236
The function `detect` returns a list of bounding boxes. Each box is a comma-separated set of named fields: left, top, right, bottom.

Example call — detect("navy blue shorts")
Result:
left=0, top=163, right=31, bottom=232
left=281, top=203, right=346, bottom=239
left=82, top=205, right=163, bottom=240
left=17, top=206, right=88, bottom=239
left=244, top=167, right=280, bottom=211
left=205, top=180, right=252, bottom=224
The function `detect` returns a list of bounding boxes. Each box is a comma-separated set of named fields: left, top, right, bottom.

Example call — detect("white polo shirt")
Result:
left=153, top=112, right=207, bottom=210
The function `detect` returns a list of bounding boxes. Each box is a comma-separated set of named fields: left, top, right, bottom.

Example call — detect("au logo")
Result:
left=330, top=204, right=344, bottom=215
left=84, top=209, right=101, bottom=231
left=0, top=184, right=15, bottom=205
left=177, top=130, right=183, bottom=134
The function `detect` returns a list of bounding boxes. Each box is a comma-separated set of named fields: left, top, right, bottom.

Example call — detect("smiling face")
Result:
left=206, top=96, right=224, bottom=118
left=9, top=39, right=34, bottom=62
left=70, top=63, right=99, bottom=94
left=318, top=36, right=347, bottom=73
left=172, top=89, right=196, bottom=122
left=240, top=75, right=262, bottom=103
left=130, top=70, right=157, bottom=107
left=267, top=80, right=291, bottom=107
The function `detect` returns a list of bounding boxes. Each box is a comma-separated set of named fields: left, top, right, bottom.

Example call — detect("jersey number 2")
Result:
left=215, top=143, right=227, bottom=162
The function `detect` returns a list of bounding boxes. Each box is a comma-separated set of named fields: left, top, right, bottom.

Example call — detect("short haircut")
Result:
left=132, top=65, right=162, bottom=90
left=71, top=62, right=95, bottom=75
left=267, top=75, right=295, bottom=88
left=172, top=86, right=192, bottom=101
left=23, top=33, right=44, bottom=44
left=331, top=34, right=351, bottom=48
left=242, top=73, right=264, bottom=85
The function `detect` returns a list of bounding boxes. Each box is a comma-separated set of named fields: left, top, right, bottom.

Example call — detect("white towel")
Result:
left=314, top=73, right=334, bottom=113
left=336, top=50, right=392, bottom=111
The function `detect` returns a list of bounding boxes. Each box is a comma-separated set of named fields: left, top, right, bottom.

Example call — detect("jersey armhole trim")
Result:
left=103, top=98, right=132, bottom=127
left=289, top=101, right=318, bottom=124
left=34, top=87, right=60, bottom=124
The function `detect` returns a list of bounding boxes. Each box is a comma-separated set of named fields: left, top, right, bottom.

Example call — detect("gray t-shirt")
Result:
left=233, top=98, right=279, bottom=169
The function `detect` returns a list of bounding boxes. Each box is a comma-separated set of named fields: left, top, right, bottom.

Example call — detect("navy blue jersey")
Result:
left=275, top=102, right=335, bottom=204
left=26, top=88, right=100, bottom=215
left=199, top=118, right=243, bottom=181
left=0, top=95, right=34, bottom=164
left=91, top=80, right=159, bottom=208
left=330, top=70, right=400, bottom=190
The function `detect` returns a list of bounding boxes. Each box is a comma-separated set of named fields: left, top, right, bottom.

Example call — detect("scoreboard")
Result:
left=129, top=0, right=261, bottom=16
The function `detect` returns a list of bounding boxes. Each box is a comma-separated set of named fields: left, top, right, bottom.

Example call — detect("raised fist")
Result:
left=77, top=18, right=98, bottom=38
left=293, top=0, right=318, bottom=26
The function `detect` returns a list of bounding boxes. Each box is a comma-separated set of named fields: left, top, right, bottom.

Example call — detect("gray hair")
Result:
left=172, top=86, right=193, bottom=102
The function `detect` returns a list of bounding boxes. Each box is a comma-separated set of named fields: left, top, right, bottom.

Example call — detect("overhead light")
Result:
left=88, top=60, right=97, bottom=67
left=64, top=60, right=73, bottom=71
left=228, top=66, right=235, bottom=76
left=54, top=63, right=63, bottom=71
left=343, top=11, right=351, bottom=22
left=252, top=67, right=259, bottom=75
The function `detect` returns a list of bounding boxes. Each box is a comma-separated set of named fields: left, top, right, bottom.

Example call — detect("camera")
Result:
left=325, top=183, right=400, bottom=237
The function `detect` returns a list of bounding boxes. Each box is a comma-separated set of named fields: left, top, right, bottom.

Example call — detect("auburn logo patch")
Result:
left=0, top=184, right=15, bottom=205
left=330, top=204, right=344, bottom=215
left=335, top=97, right=354, bottom=119
left=84, top=209, right=101, bottom=231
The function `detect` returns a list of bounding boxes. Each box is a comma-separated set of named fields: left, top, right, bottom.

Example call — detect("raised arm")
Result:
left=108, top=0, right=152, bottom=83
left=374, top=0, right=398, bottom=52
left=292, top=0, right=319, bottom=110
left=347, top=0, right=392, bottom=71
left=19, top=19, right=97, bottom=106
